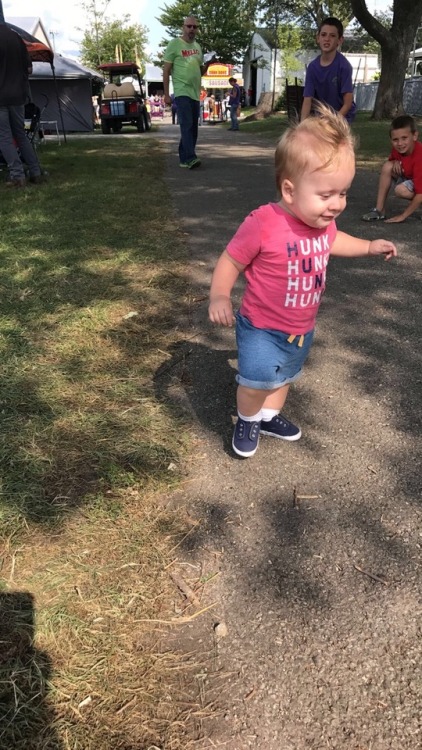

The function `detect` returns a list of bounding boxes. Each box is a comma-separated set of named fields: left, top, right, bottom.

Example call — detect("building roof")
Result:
left=7, top=16, right=38, bottom=32
left=254, top=28, right=278, bottom=49
left=6, top=16, right=51, bottom=47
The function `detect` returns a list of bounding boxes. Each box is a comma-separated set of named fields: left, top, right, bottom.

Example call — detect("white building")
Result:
left=243, top=30, right=283, bottom=106
left=7, top=16, right=51, bottom=48
left=409, top=47, right=422, bottom=76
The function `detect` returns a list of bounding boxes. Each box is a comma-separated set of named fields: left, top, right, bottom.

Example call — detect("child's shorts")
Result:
left=394, top=176, right=414, bottom=193
left=235, top=312, right=314, bottom=390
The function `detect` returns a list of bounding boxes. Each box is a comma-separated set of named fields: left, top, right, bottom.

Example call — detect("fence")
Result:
left=355, top=76, right=422, bottom=115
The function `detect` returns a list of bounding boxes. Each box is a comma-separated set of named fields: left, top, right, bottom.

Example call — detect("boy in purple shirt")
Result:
left=301, top=17, right=356, bottom=123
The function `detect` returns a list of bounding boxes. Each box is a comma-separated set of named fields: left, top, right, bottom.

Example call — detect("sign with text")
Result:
left=201, top=77, right=244, bottom=88
left=206, top=64, right=231, bottom=77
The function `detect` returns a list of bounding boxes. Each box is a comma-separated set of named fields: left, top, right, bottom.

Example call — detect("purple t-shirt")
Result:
left=303, top=51, right=356, bottom=122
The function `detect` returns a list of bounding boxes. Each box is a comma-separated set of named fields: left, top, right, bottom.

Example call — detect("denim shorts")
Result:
left=395, top=177, right=414, bottom=192
left=235, top=312, right=314, bottom=390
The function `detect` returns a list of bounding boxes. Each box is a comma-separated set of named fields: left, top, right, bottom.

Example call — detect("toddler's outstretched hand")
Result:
left=368, top=239, right=397, bottom=261
left=209, top=296, right=235, bottom=326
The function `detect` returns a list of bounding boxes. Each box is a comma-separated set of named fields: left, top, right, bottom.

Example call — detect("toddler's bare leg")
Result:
left=262, top=384, right=290, bottom=411
left=237, top=384, right=289, bottom=416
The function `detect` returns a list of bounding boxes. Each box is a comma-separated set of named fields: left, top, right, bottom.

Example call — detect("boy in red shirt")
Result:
left=362, top=114, right=422, bottom=223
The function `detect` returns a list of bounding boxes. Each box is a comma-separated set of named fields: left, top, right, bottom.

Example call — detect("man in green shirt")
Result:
left=163, top=17, right=213, bottom=169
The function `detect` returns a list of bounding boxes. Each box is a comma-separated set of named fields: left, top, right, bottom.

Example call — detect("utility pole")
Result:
left=50, top=30, right=58, bottom=51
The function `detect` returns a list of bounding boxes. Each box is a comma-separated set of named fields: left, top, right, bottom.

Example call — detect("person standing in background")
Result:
left=163, top=16, right=215, bottom=169
left=0, top=24, right=43, bottom=187
left=301, top=17, right=356, bottom=123
left=227, top=76, right=241, bottom=131
left=170, top=93, right=178, bottom=124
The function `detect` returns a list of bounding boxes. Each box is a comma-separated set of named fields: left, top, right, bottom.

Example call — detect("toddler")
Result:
left=209, top=105, right=397, bottom=457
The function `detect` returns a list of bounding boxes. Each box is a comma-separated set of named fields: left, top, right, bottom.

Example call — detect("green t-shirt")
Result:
left=164, top=37, right=203, bottom=101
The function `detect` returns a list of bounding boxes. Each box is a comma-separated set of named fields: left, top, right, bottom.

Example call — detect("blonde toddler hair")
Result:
left=275, top=103, right=356, bottom=188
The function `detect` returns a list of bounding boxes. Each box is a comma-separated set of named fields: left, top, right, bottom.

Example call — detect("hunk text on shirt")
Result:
left=284, top=233, right=330, bottom=309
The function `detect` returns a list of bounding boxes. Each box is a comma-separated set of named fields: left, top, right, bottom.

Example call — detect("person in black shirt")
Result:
left=0, top=24, right=42, bottom=187
left=227, top=76, right=240, bottom=131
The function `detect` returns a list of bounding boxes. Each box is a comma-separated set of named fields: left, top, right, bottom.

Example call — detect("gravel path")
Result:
left=155, top=120, right=421, bottom=750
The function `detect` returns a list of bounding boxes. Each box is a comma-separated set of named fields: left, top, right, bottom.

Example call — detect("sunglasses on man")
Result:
left=185, top=24, right=198, bottom=29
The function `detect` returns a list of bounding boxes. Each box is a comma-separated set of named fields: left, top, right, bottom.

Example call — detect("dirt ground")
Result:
left=153, top=120, right=421, bottom=750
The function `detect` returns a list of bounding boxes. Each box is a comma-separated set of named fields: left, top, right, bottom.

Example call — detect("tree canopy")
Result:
left=80, top=0, right=149, bottom=71
left=156, top=0, right=258, bottom=63
left=350, top=0, right=422, bottom=118
left=156, top=0, right=422, bottom=117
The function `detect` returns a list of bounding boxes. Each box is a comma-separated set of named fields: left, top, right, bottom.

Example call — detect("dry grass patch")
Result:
left=1, top=497, right=219, bottom=749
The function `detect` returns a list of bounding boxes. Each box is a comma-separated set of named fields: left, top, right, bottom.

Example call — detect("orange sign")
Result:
left=206, top=64, right=231, bottom=77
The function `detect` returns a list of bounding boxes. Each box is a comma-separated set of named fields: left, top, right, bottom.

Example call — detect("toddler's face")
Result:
left=281, top=152, right=355, bottom=229
left=390, top=126, right=417, bottom=156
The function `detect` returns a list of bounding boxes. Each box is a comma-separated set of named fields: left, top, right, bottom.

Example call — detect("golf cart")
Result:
left=98, top=62, right=151, bottom=134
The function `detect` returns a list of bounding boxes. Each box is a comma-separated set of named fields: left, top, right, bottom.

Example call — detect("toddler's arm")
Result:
left=332, top=232, right=397, bottom=261
left=209, top=250, right=245, bottom=326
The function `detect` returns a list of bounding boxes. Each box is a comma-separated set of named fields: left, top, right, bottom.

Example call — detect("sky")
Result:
left=3, top=0, right=391, bottom=61
left=3, top=0, right=167, bottom=59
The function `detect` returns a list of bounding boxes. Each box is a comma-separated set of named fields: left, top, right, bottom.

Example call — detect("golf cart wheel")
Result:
left=136, top=116, right=145, bottom=133
left=144, top=111, right=152, bottom=131
left=101, top=120, right=111, bottom=134
left=112, top=121, right=122, bottom=133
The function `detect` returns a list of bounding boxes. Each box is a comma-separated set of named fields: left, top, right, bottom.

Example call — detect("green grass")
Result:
left=0, top=137, right=192, bottom=530
left=0, top=136, right=208, bottom=749
left=1, top=115, right=414, bottom=748
left=235, top=109, right=421, bottom=167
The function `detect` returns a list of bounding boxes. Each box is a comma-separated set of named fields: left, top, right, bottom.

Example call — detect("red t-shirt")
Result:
left=226, top=203, right=337, bottom=335
left=389, top=140, right=422, bottom=194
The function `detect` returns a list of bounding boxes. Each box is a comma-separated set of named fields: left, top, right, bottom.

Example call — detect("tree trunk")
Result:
left=350, top=0, right=422, bottom=120
left=372, top=35, right=411, bottom=119
left=271, top=46, right=277, bottom=110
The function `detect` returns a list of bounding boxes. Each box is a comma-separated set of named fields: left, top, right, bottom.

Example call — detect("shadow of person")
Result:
left=153, top=339, right=238, bottom=453
left=0, top=592, right=63, bottom=749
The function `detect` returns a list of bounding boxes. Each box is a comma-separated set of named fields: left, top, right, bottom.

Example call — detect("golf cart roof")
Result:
left=98, top=62, right=140, bottom=75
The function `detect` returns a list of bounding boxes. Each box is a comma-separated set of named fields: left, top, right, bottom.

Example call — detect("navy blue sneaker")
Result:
left=260, top=414, right=301, bottom=441
left=232, top=417, right=261, bottom=457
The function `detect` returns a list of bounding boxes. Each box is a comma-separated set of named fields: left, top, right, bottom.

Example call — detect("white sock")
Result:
left=238, top=410, right=262, bottom=422
left=261, top=408, right=279, bottom=422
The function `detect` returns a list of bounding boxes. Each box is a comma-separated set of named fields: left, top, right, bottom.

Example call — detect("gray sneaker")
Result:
left=362, top=207, right=386, bottom=221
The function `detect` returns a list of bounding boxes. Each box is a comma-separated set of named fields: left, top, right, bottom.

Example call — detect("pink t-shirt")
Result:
left=226, top=203, right=337, bottom=334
